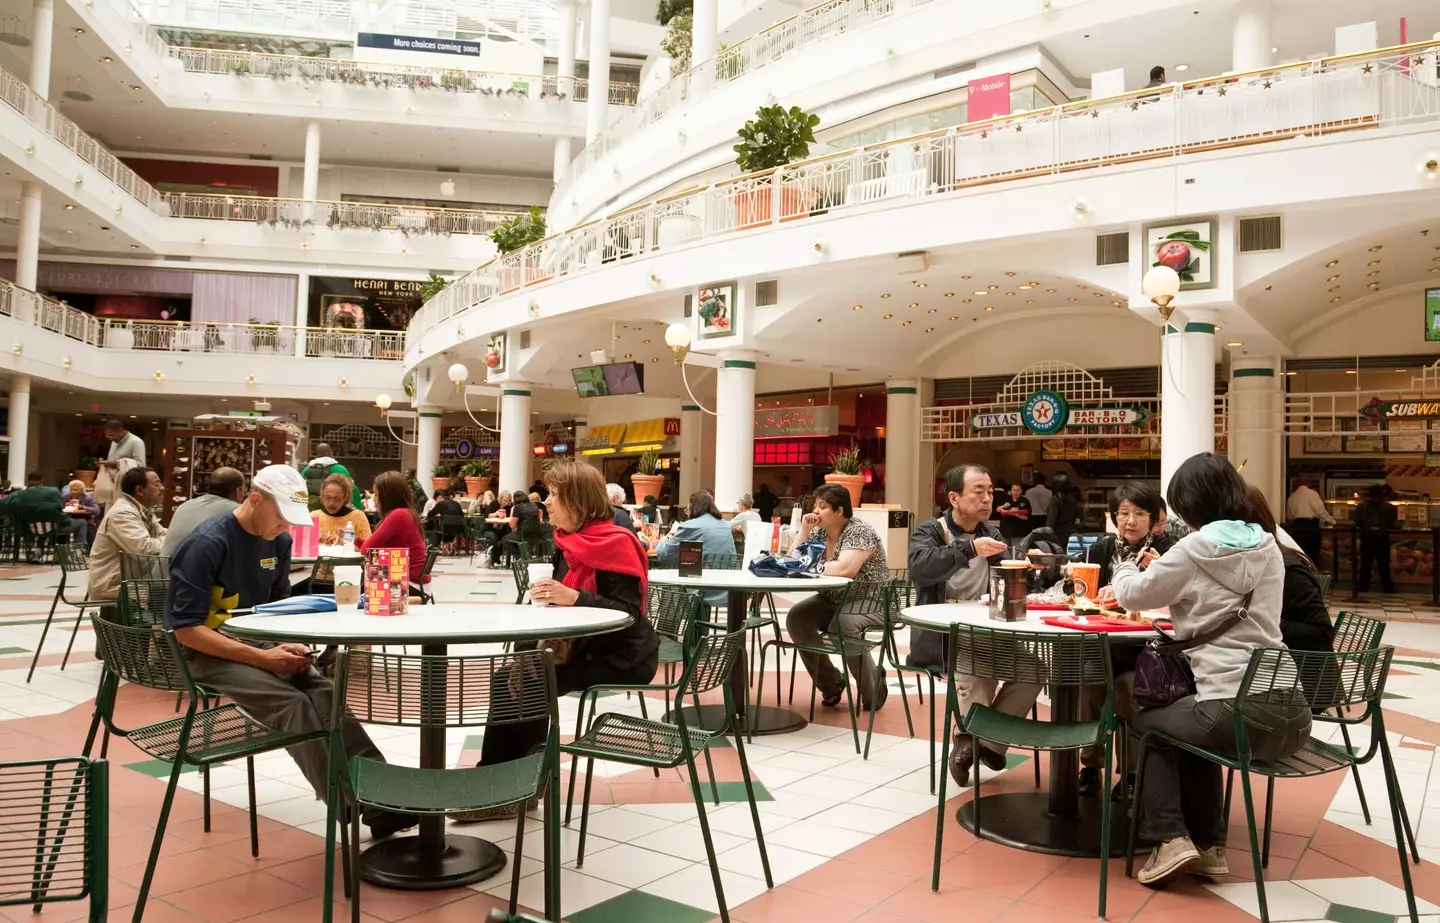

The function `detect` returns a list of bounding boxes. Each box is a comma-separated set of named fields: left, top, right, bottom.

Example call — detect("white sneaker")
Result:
left=1137, top=836, right=1201, bottom=886
left=1189, top=845, right=1229, bottom=879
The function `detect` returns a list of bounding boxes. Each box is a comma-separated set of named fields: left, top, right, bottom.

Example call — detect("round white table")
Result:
left=648, top=569, right=851, bottom=735
left=901, top=602, right=1158, bottom=859
left=222, top=603, right=631, bottom=892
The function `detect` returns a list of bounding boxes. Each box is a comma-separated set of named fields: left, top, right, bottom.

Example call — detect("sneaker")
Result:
left=449, top=799, right=538, bottom=824
left=1077, top=767, right=1102, bottom=796
left=1189, top=846, right=1229, bottom=879
left=948, top=735, right=973, bottom=788
left=363, top=809, right=420, bottom=840
left=1137, top=836, right=1201, bottom=887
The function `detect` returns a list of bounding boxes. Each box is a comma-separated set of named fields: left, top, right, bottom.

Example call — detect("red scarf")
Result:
left=555, top=519, right=649, bottom=612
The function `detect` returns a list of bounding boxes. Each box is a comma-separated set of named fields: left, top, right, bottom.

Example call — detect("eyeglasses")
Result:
left=1114, top=511, right=1151, bottom=522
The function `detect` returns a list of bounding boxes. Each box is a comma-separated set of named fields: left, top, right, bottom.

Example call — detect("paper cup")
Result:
left=333, top=566, right=361, bottom=606
left=1072, top=563, right=1102, bottom=599
left=528, top=563, right=554, bottom=606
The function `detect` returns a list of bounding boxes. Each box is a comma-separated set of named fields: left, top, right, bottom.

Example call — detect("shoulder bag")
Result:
left=1132, top=590, right=1253, bottom=709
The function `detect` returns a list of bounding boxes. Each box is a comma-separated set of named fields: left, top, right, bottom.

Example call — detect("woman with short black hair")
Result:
left=1112, top=453, right=1309, bottom=886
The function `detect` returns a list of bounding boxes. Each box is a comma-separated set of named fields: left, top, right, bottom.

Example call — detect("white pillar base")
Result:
left=1160, top=320, right=1217, bottom=497
left=885, top=379, right=919, bottom=509
left=499, top=384, right=534, bottom=495
left=7, top=375, right=32, bottom=487
left=713, top=351, right=756, bottom=511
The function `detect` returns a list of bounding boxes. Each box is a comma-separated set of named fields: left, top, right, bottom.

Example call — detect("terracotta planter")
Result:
left=432, top=477, right=452, bottom=492
left=824, top=472, right=864, bottom=510
left=464, top=476, right=490, bottom=498
left=630, top=474, right=665, bottom=505
left=735, top=186, right=813, bottom=231
left=75, top=470, right=96, bottom=488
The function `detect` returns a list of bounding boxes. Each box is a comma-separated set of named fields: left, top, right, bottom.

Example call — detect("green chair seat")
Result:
left=568, top=712, right=714, bottom=768
left=963, top=705, right=1103, bottom=753
left=658, top=637, right=686, bottom=665
left=126, top=703, right=319, bottom=766
left=784, top=632, right=881, bottom=658
left=350, top=753, right=546, bottom=814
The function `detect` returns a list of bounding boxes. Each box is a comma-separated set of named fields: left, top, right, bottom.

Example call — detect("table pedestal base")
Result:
left=671, top=703, right=806, bottom=737
left=956, top=792, right=1141, bottom=858
left=359, top=833, right=506, bottom=890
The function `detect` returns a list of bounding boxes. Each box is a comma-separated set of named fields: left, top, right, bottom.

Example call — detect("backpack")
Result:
left=304, top=463, right=333, bottom=509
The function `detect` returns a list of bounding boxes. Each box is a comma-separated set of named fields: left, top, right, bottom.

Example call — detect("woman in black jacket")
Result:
left=1046, top=473, right=1081, bottom=549
left=1247, top=485, right=1335, bottom=652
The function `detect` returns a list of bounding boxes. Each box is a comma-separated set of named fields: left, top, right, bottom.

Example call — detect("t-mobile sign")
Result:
left=968, top=72, right=1012, bottom=122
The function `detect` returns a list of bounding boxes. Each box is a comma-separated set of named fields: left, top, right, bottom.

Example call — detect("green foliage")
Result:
left=656, top=0, right=691, bottom=24
left=659, top=12, right=692, bottom=74
left=830, top=444, right=864, bottom=475
left=637, top=449, right=661, bottom=475
left=733, top=104, right=821, bottom=174
left=460, top=458, right=493, bottom=478
left=419, top=272, right=451, bottom=302
left=75, top=455, right=97, bottom=471
left=431, top=463, right=453, bottom=478
left=490, top=206, right=548, bottom=254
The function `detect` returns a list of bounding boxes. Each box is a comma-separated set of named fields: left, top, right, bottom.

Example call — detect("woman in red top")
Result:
left=358, top=470, right=429, bottom=585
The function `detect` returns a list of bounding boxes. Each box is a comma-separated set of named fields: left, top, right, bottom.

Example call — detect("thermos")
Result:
left=988, top=562, right=1029, bottom=622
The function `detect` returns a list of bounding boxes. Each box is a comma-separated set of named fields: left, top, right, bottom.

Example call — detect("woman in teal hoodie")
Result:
left=1113, top=453, right=1310, bottom=888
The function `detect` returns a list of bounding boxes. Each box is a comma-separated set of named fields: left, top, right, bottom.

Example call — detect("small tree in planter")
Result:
left=824, top=444, right=866, bottom=510
left=74, top=455, right=98, bottom=489
left=460, top=458, right=493, bottom=498
left=659, top=12, right=692, bottom=76
left=491, top=207, right=550, bottom=291
left=419, top=272, right=451, bottom=303
left=732, top=104, right=821, bottom=228
left=431, top=463, right=454, bottom=492
left=630, top=449, right=665, bottom=506
left=249, top=318, right=280, bottom=352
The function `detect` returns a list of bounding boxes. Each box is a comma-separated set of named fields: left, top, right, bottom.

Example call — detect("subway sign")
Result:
left=1359, top=396, right=1440, bottom=423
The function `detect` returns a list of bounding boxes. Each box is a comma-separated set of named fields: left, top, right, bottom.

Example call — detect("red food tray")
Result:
left=1024, top=602, right=1071, bottom=611
left=1039, top=615, right=1155, bottom=633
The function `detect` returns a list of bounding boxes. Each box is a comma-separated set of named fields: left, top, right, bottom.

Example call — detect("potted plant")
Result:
left=491, top=207, right=552, bottom=292
left=460, top=458, right=492, bottom=498
left=732, top=104, right=820, bottom=229
left=824, top=444, right=866, bottom=510
left=249, top=318, right=279, bottom=352
left=431, top=463, right=454, bottom=493
left=419, top=271, right=450, bottom=303
left=74, top=455, right=98, bottom=489
left=630, top=449, right=665, bottom=507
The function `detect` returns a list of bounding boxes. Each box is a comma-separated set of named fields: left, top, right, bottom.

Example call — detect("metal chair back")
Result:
left=57, top=544, right=90, bottom=574
left=702, top=552, right=742, bottom=570
left=88, top=616, right=192, bottom=694
left=118, top=578, right=168, bottom=628
left=835, top=580, right=888, bottom=620
left=338, top=648, right=559, bottom=730
left=438, top=514, right=467, bottom=541
left=1243, top=646, right=1390, bottom=716
left=1332, top=611, right=1385, bottom=654
left=0, top=757, right=108, bottom=918
left=947, top=623, right=1112, bottom=688
left=648, top=585, right=703, bottom=645
left=120, top=553, right=169, bottom=583
left=677, top=625, right=748, bottom=698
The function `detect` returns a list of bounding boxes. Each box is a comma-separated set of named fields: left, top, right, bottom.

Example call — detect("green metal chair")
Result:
left=27, top=544, right=110, bottom=682
left=934, top=623, right=1115, bottom=917
left=0, top=756, right=108, bottom=923
left=412, top=546, right=440, bottom=605
left=754, top=580, right=888, bottom=754
left=511, top=554, right=533, bottom=604
left=519, top=520, right=556, bottom=559
left=83, top=616, right=328, bottom=923
left=1128, top=646, right=1417, bottom=923
left=119, top=551, right=170, bottom=583
left=861, top=582, right=936, bottom=785
left=322, top=647, right=563, bottom=923
left=562, top=624, right=774, bottom=923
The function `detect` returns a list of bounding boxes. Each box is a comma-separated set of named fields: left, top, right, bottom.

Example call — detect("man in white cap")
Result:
left=164, top=465, right=418, bottom=839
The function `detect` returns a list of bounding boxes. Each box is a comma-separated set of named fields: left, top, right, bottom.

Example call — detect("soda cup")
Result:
left=1072, top=563, right=1102, bottom=600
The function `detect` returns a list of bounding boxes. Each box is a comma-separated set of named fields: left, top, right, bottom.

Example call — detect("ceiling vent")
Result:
left=1239, top=215, right=1283, bottom=253
left=683, top=293, right=693, bottom=317
left=1096, top=231, right=1129, bottom=266
left=755, top=280, right=779, bottom=306
left=519, top=330, right=530, bottom=349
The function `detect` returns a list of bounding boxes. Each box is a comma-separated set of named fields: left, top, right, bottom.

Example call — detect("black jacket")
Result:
left=1077, top=532, right=1177, bottom=590
left=1279, top=551, right=1335, bottom=652
left=552, top=547, right=659, bottom=672
left=612, top=506, right=635, bottom=531
left=1353, top=499, right=1397, bottom=534
left=1046, top=491, right=1081, bottom=537
left=906, top=513, right=1004, bottom=669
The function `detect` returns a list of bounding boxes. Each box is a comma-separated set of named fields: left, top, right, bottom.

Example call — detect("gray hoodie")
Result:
left=1113, top=525, right=1285, bottom=701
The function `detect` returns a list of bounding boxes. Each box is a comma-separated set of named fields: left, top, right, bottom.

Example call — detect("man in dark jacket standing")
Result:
left=909, top=465, right=1038, bottom=785
left=1354, top=483, right=1398, bottom=593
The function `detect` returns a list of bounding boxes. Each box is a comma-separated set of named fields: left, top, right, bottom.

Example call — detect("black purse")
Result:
left=1132, top=591, right=1253, bottom=709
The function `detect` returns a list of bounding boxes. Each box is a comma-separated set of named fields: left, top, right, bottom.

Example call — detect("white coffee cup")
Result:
left=528, top=563, right=554, bottom=606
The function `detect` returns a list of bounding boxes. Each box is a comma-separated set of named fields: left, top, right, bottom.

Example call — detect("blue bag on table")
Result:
left=253, top=594, right=338, bottom=615
left=747, top=540, right=826, bottom=578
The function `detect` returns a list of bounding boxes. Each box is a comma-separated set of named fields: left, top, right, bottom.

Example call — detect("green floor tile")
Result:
left=568, top=889, right=714, bottom=923
left=707, top=779, right=774, bottom=802
left=463, top=734, right=485, bottom=749
left=1326, top=904, right=1395, bottom=923
left=125, top=759, right=202, bottom=778
left=1005, top=752, right=1032, bottom=770
left=0, top=646, right=28, bottom=655
left=1384, top=692, right=1410, bottom=700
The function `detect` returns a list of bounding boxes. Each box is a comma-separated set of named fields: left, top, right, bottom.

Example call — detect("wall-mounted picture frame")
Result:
left=698, top=282, right=738, bottom=339
left=1143, top=216, right=1218, bottom=291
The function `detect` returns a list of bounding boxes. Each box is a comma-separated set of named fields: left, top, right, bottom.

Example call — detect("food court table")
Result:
left=291, top=547, right=365, bottom=568
left=221, top=604, right=632, bottom=890
left=901, top=602, right=1156, bottom=858
left=648, top=569, right=851, bottom=736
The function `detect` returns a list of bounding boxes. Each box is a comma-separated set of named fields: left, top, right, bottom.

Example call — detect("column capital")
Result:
left=500, top=384, right=533, bottom=397
left=718, top=348, right=758, bottom=370
left=1231, top=355, right=1278, bottom=379
left=886, top=378, right=920, bottom=394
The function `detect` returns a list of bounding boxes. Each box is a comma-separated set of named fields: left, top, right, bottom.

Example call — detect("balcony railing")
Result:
left=410, top=41, right=1440, bottom=343
left=160, top=193, right=518, bottom=236
left=101, top=320, right=404, bottom=359
left=171, top=47, right=640, bottom=106
left=0, top=279, right=104, bottom=346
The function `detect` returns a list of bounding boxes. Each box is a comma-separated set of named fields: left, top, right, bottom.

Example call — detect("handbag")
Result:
left=1132, top=590, right=1253, bottom=709
left=747, top=540, right=826, bottom=578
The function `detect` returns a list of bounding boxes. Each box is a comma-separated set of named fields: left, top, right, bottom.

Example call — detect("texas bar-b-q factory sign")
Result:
left=971, top=392, right=1151, bottom=435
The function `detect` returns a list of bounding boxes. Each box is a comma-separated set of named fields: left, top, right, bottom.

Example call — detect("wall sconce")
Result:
left=813, top=240, right=826, bottom=254
left=153, top=370, right=164, bottom=381
left=664, top=323, right=691, bottom=364
left=114, top=205, right=122, bottom=215
left=677, top=130, right=687, bottom=143
left=246, top=374, right=255, bottom=384
left=197, top=236, right=206, bottom=245
left=448, top=363, right=469, bottom=389
left=339, top=378, right=349, bottom=388
left=201, top=90, right=209, bottom=99
left=1142, top=265, right=1181, bottom=323
left=456, top=324, right=466, bottom=337
left=1419, top=152, right=1440, bottom=183
left=62, top=356, right=71, bottom=369
left=1073, top=197, right=1091, bottom=221
left=11, top=342, right=21, bottom=356
left=73, top=176, right=83, bottom=188
left=24, top=143, right=33, bottom=156
left=649, top=273, right=661, bottom=287
left=528, top=301, right=540, bottom=317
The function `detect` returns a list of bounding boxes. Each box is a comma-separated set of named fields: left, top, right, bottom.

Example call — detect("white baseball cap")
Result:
left=252, top=465, right=315, bottom=526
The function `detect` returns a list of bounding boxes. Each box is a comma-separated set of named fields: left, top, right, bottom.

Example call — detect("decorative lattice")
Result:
left=312, top=423, right=401, bottom=460
left=995, top=361, right=1113, bottom=405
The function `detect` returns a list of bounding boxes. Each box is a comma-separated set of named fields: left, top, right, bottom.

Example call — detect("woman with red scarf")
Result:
left=452, top=462, right=658, bottom=823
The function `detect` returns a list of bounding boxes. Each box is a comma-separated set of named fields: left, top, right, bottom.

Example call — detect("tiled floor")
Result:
left=2, top=560, right=1438, bottom=923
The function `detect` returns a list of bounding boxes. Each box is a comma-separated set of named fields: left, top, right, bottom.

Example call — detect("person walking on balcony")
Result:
left=1144, top=65, right=1167, bottom=88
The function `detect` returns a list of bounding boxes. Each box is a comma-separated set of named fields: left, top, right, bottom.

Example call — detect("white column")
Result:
left=679, top=404, right=703, bottom=503
left=584, top=0, right=611, bottom=145
left=885, top=379, right=919, bottom=509
left=554, top=0, right=577, bottom=181
left=7, top=375, right=31, bottom=487
left=1228, top=356, right=1283, bottom=518
left=416, top=408, right=442, bottom=487
left=499, top=384, right=533, bottom=495
left=692, top=0, right=717, bottom=71
left=16, top=184, right=41, bottom=291
left=1232, top=0, right=1272, bottom=72
left=1160, top=318, right=1217, bottom=497
left=713, top=351, right=756, bottom=512
left=29, top=0, right=53, bottom=98
left=302, top=122, right=321, bottom=200
left=572, top=416, right=596, bottom=469
left=293, top=271, right=309, bottom=357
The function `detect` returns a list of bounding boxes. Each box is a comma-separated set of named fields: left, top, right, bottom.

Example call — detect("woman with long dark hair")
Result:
left=358, top=470, right=428, bottom=585
left=1246, top=484, right=1334, bottom=653
left=1046, top=472, right=1081, bottom=549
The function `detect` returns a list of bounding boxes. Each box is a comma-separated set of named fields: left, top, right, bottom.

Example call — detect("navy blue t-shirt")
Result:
left=165, top=511, right=292, bottom=631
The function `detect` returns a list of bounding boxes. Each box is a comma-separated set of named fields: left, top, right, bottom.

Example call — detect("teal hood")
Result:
left=1198, top=520, right=1265, bottom=549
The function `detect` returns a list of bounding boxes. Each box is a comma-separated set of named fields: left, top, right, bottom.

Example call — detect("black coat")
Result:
left=551, top=546, right=659, bottom=671
left=906, top=513, right=1005, bottom=670
left=1279, top=551, right=1335, bottom=652
left=1076, top=532, right=1177, bottom=590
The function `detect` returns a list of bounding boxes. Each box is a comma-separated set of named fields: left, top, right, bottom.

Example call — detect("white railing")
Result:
left=160, top=193, right=518, bottom=236
left=411, top=43, right=1440, bottom=344
left=920, top=396, right=1229, bottom=443
left=171, top=48, right=639, bottom=105
left=100, top=320, right=404, bottom=359
left=0, top=66, right=167, bottom=215
left=136, top=0, right=355, bottom=36
left=556, top=0, right=902, bottom=196
left=0, top=279, right=105, bottom=346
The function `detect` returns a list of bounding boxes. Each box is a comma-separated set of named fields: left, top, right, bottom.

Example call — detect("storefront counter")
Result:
left=1319, top=526, right=1439, bottom=604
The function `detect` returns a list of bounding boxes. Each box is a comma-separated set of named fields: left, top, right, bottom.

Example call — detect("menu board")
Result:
left=1345, top=420, right=1385, bottom=453
left=678, top=540, right=704, bottom=577
left=365, top=548, right=410, bottom=615
left=1388, top=420, right=1429, bottom=454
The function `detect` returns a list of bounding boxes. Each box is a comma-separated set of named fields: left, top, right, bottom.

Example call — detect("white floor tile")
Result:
left=638, top=862, right=771, bottom=915
left=1294, top=876, right=1440, bottom=914
left=574, top=807, right=674, bottom=842
left=629, top=821, right=750, bottom=862
left=1203, top=881, right=1332, bottom=921
left=761, top=817, right=874, bottom=857
left=713, top=840, right=829, bottom=884
left=807, top=803, right=911, bottom=835
left=566, top=843, right=695, bottom=888
left=483, top=866, right=628, bottom=917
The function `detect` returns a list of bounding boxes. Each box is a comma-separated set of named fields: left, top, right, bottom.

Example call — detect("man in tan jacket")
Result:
left=89, top=466, right=167, bottom=608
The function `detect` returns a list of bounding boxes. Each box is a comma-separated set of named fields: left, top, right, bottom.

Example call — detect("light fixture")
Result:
left=153, top=370, right=163, bottom=381
left=100, top=56, right=111, bottom=63
left=64, top=204, right=74, bottom=210
left=1367, top=260, right=1381, bottom=266
left=852, top=304, right=862, bottom=310
left=1073, top=198, right=1090, bottom=220
left=943, top=292, right=954, bottom=298
left=1226, top=341, right=1242, bottom=348
left=1418, top=152, right=1440, bottom=183
left=649, top=273, right=661, bottom=286
left=338, top=378, right=349, bottom=388
left=879, top=293, right=891, bottom=299
left=1018, top=284, right=1033, bottom=290
left=949, top=315, right=958, bottom=321
left=62, top=356, right=70, bottom=369
left=1325, top=260, right=1339, bottom=268
left=902, top=320, right=912, bottom=326
left=984, top=306, right=993, bottom=312
left=1368, top=245, right=1383, bottom=252
left=813, top=240, right=826, bottom=254
left=916, top=282, right=927, bottom=288
left=12, top=341, right=23, bottom=356
left=973, top=290, right=988, bottom=296
left=664, top=323, right=692, bottom=363
left=376, top=394, right=392, bottom=410
left=246, top=374, right=255, bottom=384
left=1141, top=265, right=1181, bottom=322
left=448, top=363, right=469, bottom=386
left=908, top=302, right=919, bottom=308
left=1326, top=275, right=1339, bottom=282
left=882, top=313, right=893, bottom=320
